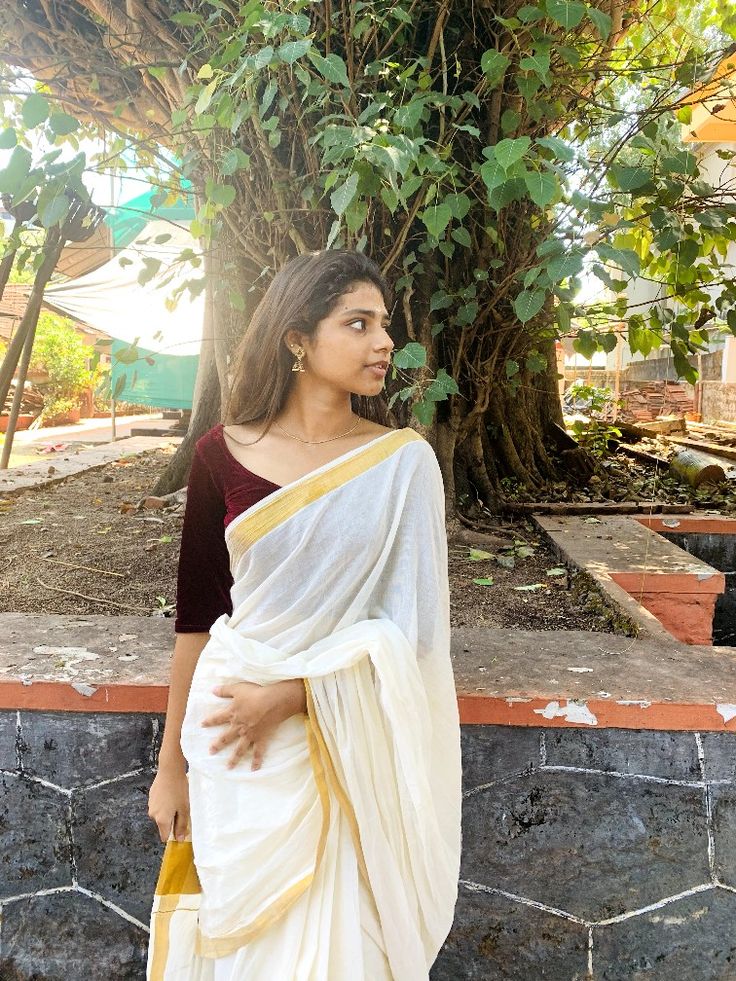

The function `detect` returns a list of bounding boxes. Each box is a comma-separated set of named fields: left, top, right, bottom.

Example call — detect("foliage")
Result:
left=1, top=0, right=735, bottom=490
left=565, top=382, right=622, bottom=457
left=29, top=311, right=93, bottom=407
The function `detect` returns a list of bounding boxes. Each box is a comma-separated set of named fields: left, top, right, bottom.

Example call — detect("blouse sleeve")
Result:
left=173, top=442, right=234, bottom=633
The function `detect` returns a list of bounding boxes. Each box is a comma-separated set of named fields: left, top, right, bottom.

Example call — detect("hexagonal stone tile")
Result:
left=0, top=711, right=18, bottom=771
left=0, top=772, right=71, bottom=899
left=462, top=725, right=540, bottom=793
left=431, top=884, right=589, bottom=980
left=701, top=733, right=736, bottom=783
left=74, top=771, right=163, bottom=922
left=462, top=770, right=709, bottom=921
left=711, top=784, right=736, bottom=887
left=20, top=711, right=156, bottom=788
left=545, top=728, right=700, bottom=782
left=0, top=891, right=148, bottom=980
left=594, top=887, right=736, bottom=979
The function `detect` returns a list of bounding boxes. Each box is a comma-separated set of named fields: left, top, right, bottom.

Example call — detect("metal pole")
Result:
left=111, top=396, right=116, bottom=440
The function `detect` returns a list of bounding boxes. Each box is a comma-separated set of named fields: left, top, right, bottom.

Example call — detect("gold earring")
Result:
left=291, top=346, right=306, bottom=372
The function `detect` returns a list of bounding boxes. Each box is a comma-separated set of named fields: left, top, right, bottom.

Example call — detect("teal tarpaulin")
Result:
left=111, top=340, right=198, bottom=410
left=105, top=184, right=195, bottom=250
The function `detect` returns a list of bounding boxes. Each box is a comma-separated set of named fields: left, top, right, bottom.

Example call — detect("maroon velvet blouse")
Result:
left=173, top=423, right=281, bottom=633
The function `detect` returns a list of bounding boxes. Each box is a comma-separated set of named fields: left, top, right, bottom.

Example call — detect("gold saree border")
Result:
left=193, top=700, right=332, bottom=959
left=304, top=677, right=370, bottom=888
left=228, top=428, right=423, bottom=567
left=148, top=839, right=201, bottom=981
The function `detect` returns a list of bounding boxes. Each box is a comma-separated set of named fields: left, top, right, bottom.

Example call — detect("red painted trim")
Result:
left=2, top=680, right=734, bottom=733
left=611, top=571, right=725, bottom=594
left=458, top=695, right=736, bottom=731
left=638, top=516, right=736, bottom=535
left=0, top=681, right=168, bottom=714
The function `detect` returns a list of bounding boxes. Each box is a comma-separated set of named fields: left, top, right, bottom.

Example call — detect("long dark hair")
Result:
left=223, top=250, right=394, bottom=431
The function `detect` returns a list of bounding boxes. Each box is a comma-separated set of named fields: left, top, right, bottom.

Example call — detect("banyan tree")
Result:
left=0, top=1, right=730, bottom=517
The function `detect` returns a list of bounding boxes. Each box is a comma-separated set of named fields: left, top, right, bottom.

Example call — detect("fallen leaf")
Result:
left=513, top=583, right=545, bottom=591
left=472, top=577, right=494, bottom=586
left=546, top=567, right=566, bottom=577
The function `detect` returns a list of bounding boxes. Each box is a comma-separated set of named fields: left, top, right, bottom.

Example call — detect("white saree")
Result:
left=147, top=427, right=461, bottom=980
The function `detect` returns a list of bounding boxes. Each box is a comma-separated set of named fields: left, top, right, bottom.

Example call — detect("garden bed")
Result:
left=0, top=448, right=624, bottom=633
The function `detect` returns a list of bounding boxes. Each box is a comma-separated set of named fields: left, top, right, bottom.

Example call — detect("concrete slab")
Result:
left=0, top=434, right=182, bottom=496
left=1, top=614, right=735, bottom=731
left=537, top=515, right=735, bottom=646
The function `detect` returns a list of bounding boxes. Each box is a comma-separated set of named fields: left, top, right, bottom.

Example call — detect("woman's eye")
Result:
left=348, top=319, right=366, bottom=331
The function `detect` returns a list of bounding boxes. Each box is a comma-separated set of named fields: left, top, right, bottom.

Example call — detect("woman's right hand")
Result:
left=148, top=764, right=190, bottom=844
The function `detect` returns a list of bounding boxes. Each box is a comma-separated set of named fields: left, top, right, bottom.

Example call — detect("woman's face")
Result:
left=295, top=281, right=395, bottom=396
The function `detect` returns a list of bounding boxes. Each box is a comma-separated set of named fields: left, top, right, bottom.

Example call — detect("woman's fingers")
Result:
left=251, top=739, right=268, bottom=771
left=227, top=734, right=253, bottom=770
left=201, top=709, right=230, bottom=728
left=173, top=807, right=190, bottom=842
left=154, top=814, right=173, bottom=844
left=209, top=725, right=242, bottom=755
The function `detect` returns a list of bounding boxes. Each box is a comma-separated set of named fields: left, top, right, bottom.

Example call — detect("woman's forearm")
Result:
left=158, top=631, right=210, bottom=771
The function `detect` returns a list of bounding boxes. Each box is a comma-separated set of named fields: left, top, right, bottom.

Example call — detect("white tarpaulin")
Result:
left=45, top=219, right=204, bottom=357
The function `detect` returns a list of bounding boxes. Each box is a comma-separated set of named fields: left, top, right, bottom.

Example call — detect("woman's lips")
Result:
left=366, top=364, right=388, bottom=377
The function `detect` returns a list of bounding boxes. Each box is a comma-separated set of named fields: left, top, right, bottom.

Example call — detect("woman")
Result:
left=146, top=250, right=461, bottom=980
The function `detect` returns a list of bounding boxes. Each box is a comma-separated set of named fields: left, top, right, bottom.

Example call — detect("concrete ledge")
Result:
left=538, top=514, right=736, bottom=646
left=2, top=614, right=736, bottom=732
left=0, top=435, right=181, bottom=496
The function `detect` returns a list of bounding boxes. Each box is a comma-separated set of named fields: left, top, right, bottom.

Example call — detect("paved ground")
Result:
left=1, top=413, right=181, bottom=468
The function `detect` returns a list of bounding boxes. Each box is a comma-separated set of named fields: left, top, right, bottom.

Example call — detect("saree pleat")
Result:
left=148, top=428, right=461, bottom=980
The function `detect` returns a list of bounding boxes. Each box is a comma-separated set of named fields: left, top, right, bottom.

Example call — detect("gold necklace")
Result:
left=274, top=414, right=362, bottom=444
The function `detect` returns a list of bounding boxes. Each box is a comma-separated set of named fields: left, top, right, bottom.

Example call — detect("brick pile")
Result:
left=618, top=381, right=694, bottom=423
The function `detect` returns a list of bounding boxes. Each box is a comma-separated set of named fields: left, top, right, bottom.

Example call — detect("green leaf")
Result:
left=197, top=64, right=214, bottom=80
left=548, top=250, right=584, bottom=282
left=506, top=359, right=520, bottom=378
left=469, top=549, right=495, bottom=561
left=0, top=128, right=17, bottom=150
left=22, top=93, right=49, bottom=128
left=595, top=243, right=640, bottom=276
left=308, top=51, right=350, bottom=87
left=37, top=190, right=71, bottom=228
left=524, top=171, right=558, bottom=207
left=536, top=135, right=574, bottom=162
left=493, top=136, right=531, bottom=170
left=0, top=145, right=32, bottom=196
left=394, top=101, right=425, bottom=130
left=195, top=80, right=217, bottom=115
left=473, top=577, right=495, bottom=586
left=208, top=183, right=236, bottom=207
left=547, top=567, right=566, bottom=577
left=421, top=203, right=452, bottom=238
left=573, top=330, right=598, bottom=360
left=525, top=351, right=547, bottom=374
left=445, top=191, right=471, bottom=219
left=480, top=158, right=506, bottom=192
left=451, top=226, right=471, bottom=248
left=425, top=367, right=460, bottom=400
left=546, top=0, right=586, bottom=28
left=47, top=112, right=79, bottom=136
left=514, top=289, right=546, bottom=323
left=411, top=400, right=436, bottom=425
left=480, top=50, right=510, bottom=85
left=610, top=164, right=651, bottom=192
left=330, top=172, right=359, bottom=217
left=519, top=51, right=551, bottom=77
left=587, top=6, right=612, bottom=38
left=220, top=147, right=250, bottom=176
left=393, top=342, right=427, bottom=369
left=170, top=11, right=203, bottom=24
left=278, top=39, right=312, bottom=63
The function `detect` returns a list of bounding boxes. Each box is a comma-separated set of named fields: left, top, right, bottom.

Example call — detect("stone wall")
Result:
left=2, top=713, right=735, bottom=980
left=701, top=380, right=736, bottom=424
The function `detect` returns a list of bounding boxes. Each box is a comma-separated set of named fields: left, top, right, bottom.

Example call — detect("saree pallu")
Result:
left=147, top=427, right=461, bottom=980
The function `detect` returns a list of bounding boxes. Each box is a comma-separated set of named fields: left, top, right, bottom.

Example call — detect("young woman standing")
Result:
left=146, top=250, right=461, bottom=980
